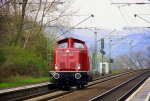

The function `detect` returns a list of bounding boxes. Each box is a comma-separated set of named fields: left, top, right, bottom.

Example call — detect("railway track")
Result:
left=0, top=72, right=119, bottom=101
left=0, top=69, right=147, bottom=101
left=89, top=70, right=150, bottom=101
left=24, top=74, right=124, bottom=101
left=42, top=69, right=149, bottom=101
left=20, top=70, right=144, bottom=101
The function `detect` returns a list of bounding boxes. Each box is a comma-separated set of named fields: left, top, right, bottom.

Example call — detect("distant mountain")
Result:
left=111, top=32, right=150, bottom=57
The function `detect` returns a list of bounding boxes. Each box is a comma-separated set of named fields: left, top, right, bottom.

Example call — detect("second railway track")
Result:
left=90, top=70, right=150, bottom=101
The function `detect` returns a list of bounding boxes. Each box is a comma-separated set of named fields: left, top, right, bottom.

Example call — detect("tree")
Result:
left=115, top=49, right=149, bottom=70
left=132, top=51, right=147, bottom=69
left=145, top=46, right=150, bottom=68
left=0, top=0, right=76, bottom=80
left=0, top=0, right=74, bottom=47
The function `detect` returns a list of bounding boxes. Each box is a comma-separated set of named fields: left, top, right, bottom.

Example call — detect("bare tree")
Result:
left=145, top=46, right=150, bottom=68
left=22, top=0, right=75, bottom=48
left=0, top=0, right=75, bottom=48
left=115, top=49, right=149, bottom=70
left=132, top=51, right=147, bottom=69
left=15, top=0, right=28, bottom=44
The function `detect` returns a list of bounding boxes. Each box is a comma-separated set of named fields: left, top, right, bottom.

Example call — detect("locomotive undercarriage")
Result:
left=50, top=72, right=89, bottom=88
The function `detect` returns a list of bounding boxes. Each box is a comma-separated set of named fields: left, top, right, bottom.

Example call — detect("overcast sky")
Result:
left=72, top=0, right=150, bottom=30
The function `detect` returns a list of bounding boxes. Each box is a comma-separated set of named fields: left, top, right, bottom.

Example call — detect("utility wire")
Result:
left=135, top=14, right=150, bottom=15
left=97, top=29, right=116, bottom=42
left=51, top=14, right=94, bottom=42
left=134, top=14, right=150, bottom=24
left=114, top=1, right=139, bottom=37
left=110, top=0, right=130, bottom=27
left=111, top=2, right=150, bottom=5
left=118, top=7, right=130, bottom=26
left=143, top=29, right=150, bottom=33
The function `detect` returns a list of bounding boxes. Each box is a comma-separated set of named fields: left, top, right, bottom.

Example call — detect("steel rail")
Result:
left=89, top=70, right=150, bottom=101
left=32, top=70, right=141, bottom=101
left=117, top=73, right=150, bottom=101
left=0, top=69, right=142, bottom=101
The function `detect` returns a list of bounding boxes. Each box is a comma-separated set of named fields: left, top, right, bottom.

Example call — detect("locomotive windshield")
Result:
left=57, top=38, right=86, bottom=49
left=73, top=42, right=84, bottom=48
left=57, top=42, right=68, bottom=48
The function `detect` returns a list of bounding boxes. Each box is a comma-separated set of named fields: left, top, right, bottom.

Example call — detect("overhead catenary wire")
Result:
left=143, top=29, right=150, bottom=33
left=111, top=2, right=150, bottom=5
left=110, top=0, right=150, bottom=25
left=51, top=14, right=94, bottom=42
left=110, top=0, right=130, bottom=27
left=123, top=0, right=143, bottom=35
left=108, top=0, right=150, bottom=58
left=135, top=14, right=150, bottom=15
left=118, top=6, right=130, bottom=27
left=134, top=14, right=150, bottom=24
left=123, top=3, right=134, bottom=23
left=110, top=0, right=139, bottom=40
left=97, top=29, right=116, bottom=42
left=111, top=0, right=146, bottom=39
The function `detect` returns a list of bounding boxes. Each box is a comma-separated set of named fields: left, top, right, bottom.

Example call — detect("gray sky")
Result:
left=72, top=0, right=150, bottom=30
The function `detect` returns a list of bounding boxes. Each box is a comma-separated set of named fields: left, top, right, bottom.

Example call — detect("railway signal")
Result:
left=101, top=38, right=104, bottom=49
left=110, top=59, right=113, bottom=63
left=100, top=49, right=105, bottom=55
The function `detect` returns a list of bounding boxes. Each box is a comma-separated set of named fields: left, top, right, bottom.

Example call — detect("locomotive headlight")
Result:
left=55, top=64, right=58, bottom=70
left=77, top=64, right=81, bottom=70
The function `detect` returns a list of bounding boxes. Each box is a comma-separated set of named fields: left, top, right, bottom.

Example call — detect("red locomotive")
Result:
left=49, top=37, right=91, bottom=88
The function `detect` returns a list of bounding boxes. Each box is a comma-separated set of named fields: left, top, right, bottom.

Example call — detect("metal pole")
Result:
left=129, top=40, right=134, bottom=69
left=130, top=42, right=131, bottom=58
left=102, top=54, right=104, bottom=75
left=94, top=29, right=97, bottom=70
left=109, top=36, right=111, bottom=73
left=129, top=41, right=132, bottom=69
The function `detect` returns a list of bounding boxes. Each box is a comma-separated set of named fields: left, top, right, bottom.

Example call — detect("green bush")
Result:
left=0, top=49, right=6, bottom=65
left=0, top=46, right=48, bottom=82
left=111, top=69, right=123, bottom=74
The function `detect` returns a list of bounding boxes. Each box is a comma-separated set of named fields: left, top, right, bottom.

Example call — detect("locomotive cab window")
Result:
left=73, top=42, right=84, bottom=48
left=57, top=42, right=68, bottom=48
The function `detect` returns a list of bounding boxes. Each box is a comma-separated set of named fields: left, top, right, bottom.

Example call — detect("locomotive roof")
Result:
left=57, top=37, right=85, bottom=44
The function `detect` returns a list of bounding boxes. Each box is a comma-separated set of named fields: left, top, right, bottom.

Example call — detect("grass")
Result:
left=111, top=69, right=123, bottom=74
left=0, top=76, right=51, bottom=89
